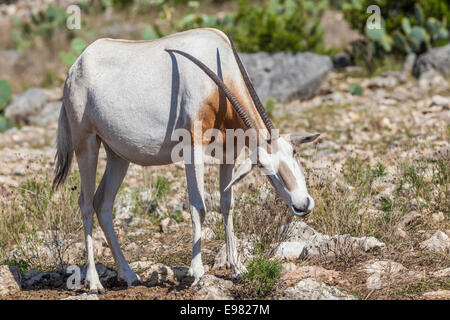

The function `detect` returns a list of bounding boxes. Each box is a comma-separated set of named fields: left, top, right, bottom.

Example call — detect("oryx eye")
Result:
left=293, top=149, right=297, bottom=156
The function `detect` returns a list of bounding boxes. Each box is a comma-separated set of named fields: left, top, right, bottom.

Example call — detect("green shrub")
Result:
left=228, top=0, right=327, bottom=53
left=243, top=253, right=282, bottom=298
left=0, top=79, right=12, bottom=112
left=11, top=5, right=71, bottom=53
left=344, top=1, right=449, bottom=57
left=343, top=0, right=450, bottom=35
left=112, top=0, right=135, bottom=10
left=153, top=0, right=328, bottom=53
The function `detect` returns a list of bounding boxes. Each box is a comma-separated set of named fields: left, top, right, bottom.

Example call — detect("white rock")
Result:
left=432, top=268, right=450, bottom=278
left=366, top=273, right=382, bottom=290
left=380, top=117, right=391, bottom=129
left=431, top=212, right=445, bottom=223
left=360, top=260, right=406, bottom=290
left=431, top=95, right=450, bottom=108
left=129, top=261, right=155, bottom=271
left=275, top=222, right=385, bottom=260
left=0, top=266, right=21, bottom=296
left=281, top=278, right=355, bottom=300
left=195, top=275, right=234, bottom=300
left=141, top=264, right=189, bottom=285
left=281, top=265, right=340, bottom=285
left=422, top=290, right=450, bottom=300
left=420, top=231, right=450, bottom=253
left=275, top=241, right=308, bottom=260
left=361, top=260, right=406, bottom=275
left=61, top=293, right=99, bottom=300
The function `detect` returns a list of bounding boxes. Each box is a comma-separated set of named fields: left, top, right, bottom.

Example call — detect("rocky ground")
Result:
left=0, top=62, right=449, bottom=300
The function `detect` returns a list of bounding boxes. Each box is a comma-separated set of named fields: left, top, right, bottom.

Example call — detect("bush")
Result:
left=11, top=5, right=72, bottom=53
left=343, top=0, right=450, bottom=35
left=344, top=1, right=449, bottom=56
left=112, top=0, right=135, bottom=10
left=226, top=0, right=328, bottom=53
left=342, top=1, right=449, bottom=73
left=243, top=252, right=282, bottom=298
left=154, top=0, right=329, bottom=53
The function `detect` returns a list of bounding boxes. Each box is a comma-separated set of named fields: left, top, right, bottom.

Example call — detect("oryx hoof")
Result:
left=118, top=270, right=141, bottom=288
left=188, top=264, right=205, bottom=286
left=85, top=279, right=105, bottom=294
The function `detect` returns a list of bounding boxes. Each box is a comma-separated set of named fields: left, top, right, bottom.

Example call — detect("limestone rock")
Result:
left=239, top=51, right=333, bottom=103
left=0, top=265, right=21, bottom=296
left=281, top=278, right=355, bottom=300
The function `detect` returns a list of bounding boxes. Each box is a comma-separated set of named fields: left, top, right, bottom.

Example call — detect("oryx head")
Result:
left=167, top=34, right=319, bottom=217
left=225, top=132, right=319, bottom=216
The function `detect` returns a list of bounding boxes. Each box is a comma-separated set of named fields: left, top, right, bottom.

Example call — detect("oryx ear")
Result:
left=224, top=157, right=255, bottom=191
left=290, top=132, right=320, bottom=145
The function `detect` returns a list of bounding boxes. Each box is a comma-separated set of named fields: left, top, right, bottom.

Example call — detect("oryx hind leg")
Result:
left=185, top=146, right=206, bottom=285
left=93, top=144, right=140, bottom=287
left=75, top=133, right=104, bottom=293
left=220, top=163, right=247, bottom=279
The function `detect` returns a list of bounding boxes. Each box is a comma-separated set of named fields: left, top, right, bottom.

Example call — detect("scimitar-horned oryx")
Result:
left=53, top=28, right=319, bottom=293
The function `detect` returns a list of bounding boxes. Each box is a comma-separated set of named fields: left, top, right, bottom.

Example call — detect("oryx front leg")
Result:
left=75, top=134, right=104, bottom=294
left=185, top=146, right=206, bottom=285
left=93, top=146, right=140, bottom=288
left=220, top=164, right=247, bottom=279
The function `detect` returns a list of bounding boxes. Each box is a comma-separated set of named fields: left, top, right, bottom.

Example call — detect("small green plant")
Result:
left=379, top=195, right=394, bottom=213
left=0, top=79, right=13, bottom=133
left=2, top=259, right=30, bottom=276
left=349, top=82, right=363, bottom=96
left=0, top=117, right=13, bottom=133
left=265, top=98, right=276, bottom=118
left=243, top=251, right=282, bottom=298
left=343, top=157, right=385, bottom=188
left=153, top=176, right=171, bottom=204
left=127, top=177, right=171, bottom=218
left=0, top=79, right=12, bottom=112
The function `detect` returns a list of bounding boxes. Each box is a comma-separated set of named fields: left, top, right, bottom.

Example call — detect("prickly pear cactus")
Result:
left=390, top=5, right=448, bottom=54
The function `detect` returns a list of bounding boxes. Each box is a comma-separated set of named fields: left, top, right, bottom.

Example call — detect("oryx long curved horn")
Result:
left=227, top=34, right=276, bottom=136
left=166, top=48, right=256, bottom=130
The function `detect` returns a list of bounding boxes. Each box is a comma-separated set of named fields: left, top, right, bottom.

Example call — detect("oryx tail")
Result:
left=52, top=102, right=74, bottom=189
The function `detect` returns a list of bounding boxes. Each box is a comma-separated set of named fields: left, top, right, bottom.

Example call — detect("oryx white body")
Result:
left=54, top=28, right=317, bottom=293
